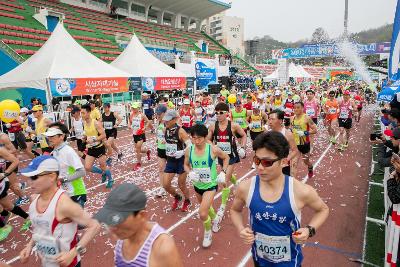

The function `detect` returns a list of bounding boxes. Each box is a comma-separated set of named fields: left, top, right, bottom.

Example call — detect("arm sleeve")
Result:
left=65, top=167, right=86, bottom=182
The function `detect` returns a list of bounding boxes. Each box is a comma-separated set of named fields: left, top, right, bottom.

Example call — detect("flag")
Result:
left=389, top=0, right=400, bottom=81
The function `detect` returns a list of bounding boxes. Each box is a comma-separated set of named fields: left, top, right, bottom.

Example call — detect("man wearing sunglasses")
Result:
left=230, top=131, right=329, bottom=267
left=19, top=156, right=100, bottom=267
left=207, top=102, right=247, bottom=228
left=32, top=105, right=52, bottom=155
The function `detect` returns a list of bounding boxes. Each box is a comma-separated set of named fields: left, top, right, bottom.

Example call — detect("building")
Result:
left=203, top=12, right=245, bottom=56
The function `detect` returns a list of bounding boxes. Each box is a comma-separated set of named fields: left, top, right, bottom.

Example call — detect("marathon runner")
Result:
left=323, top=90, right=339, bottom=144
left=247, top=103, right=268, bottom=142
left=32, top=105, right=53, bottom=154
left=19, top=155, right=100, bottom=266
left=354, top=91, right=364, bottom=122
left=304, top=89, right=320, bottom=125
left=337, top=90, right=358, bottom=151
left=163, top=110, right=191, bottom=212
left=155, top=105, right=168, bottom=198
left=291, top=102, right=317, bottom=178
left=179, top=99, right=195, bottom=133
left=230, top=131, right=329, bottom=267
left=231, top=100, right=251, bottom=134
left=102, top=103, right=123, bottom=165
left=81, top=104, right=113, bottom=189
left=283, top=91, right=295, bottom=128
left=94, top=183, right=183, bottom=267
left=128, top=102, right=151, bottom=171
left=70, top=107, right=86, bottom=159
left=19, top=107, right=40, bottom=158
left=207, top=102, right=246, bottom=228
left=184, top=124, right=229, bottom=246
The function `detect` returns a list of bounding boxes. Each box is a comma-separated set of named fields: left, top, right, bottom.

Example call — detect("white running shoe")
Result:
left=155, top=187, right=166, bottom=198
left=251, top=162, right=256, bottom=169
left=212, top=207, right=225, bottom=233
left=202, top=229, right=212, bottom=248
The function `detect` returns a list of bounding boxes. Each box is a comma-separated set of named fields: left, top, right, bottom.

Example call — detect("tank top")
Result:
left=165, top=124, right=184, bottom=159
left=0, top=158, right=8, bottom=196
left=284, top=99, right=295, bottom=118
left=36, top=117, right=48, bottom=148
left=247, top=175, right=302, bottom=266
left=72, top=117, right=84, bottom=140
left=29, top=189, right=80, bottom=267
left=114, top=223, right=166, bottom=267
left=325, top=99, right=339, bottom=116
left=338, top=100, right=353, bottom=119
left=273, top=98, right=283, bottom=110
left=156, top=123, right=166, bottom=150
left=102, top=112, right=116, bottom=131
left=213, top=121, right=238, bottom=158
left=83, top=119, right=101, bottom=148
left=250, top=113, right=263, bottom=133
left=354, top=95, right=362, bottom=107
left=304, top=100, right=318, bottom=119
left=189, top=143, right=217, bottom=189
left=291, top=114, right=310, bottom=145
left=194, top=106, right=204, bottom=123
left=179, top=108, right=193, bottom=128
left=231, top=109, right=248, bottom=129
left=8, top=119, right=22, bottom=133
left=130, top=113, right=145, bottom=136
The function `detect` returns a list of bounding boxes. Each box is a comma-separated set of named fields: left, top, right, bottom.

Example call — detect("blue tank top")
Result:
left=248, top=175, right=303, bottom=266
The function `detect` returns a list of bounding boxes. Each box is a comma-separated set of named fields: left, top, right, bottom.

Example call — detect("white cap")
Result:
left=20, top=107, right=29, bottom=113
left=44, top=128, right=64, bottom=137
left=275, top=90, right=281, bottom=96
left=183, top=99, right=190, bottom=105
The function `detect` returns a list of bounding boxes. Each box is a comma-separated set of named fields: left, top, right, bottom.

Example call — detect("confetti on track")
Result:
left=2, top=106, right=375, bottom=266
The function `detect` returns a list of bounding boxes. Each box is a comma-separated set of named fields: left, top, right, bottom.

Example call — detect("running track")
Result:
left=1, top=106, right=375, bottom=267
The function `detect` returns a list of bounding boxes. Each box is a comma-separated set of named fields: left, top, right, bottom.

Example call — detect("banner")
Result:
left=50, top=77, right=128, bottom=96
left=389, top=0, right=400, bottom=81
left=141, top=77, right=186, bottom=91
left=195, top=58, right=217, bottom=89
left=272, top=42, right=391, bottom=59
left=128, top=77, right=142, bottom=91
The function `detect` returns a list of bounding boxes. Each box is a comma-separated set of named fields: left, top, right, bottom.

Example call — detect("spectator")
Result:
left=28, top=98, right=38, bottom=110
left=373, top=128, right=400, bottom=168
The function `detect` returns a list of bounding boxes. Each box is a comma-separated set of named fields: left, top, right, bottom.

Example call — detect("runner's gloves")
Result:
left=217, top=171, right=226, bottom=183
left=188, top=171, right=200, bottom=183
left=174, top=150, right=185, bottom=159
left=296, top=130, right=309, bottom=137
left=238, top=147, right=246, bottom=159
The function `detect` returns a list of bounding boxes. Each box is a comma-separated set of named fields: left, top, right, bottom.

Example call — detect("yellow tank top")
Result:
left=250, top=113, right=263, bottom=132
left=292, top=114, right=309, bottom=145
left=36, top=117, right=48, bottom=148
left=273, top=98, right=282, bottom=108
left=83, top=119, right=101, bottom=148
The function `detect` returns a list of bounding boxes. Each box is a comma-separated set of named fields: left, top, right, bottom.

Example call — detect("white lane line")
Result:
left=167, top=169, right=256, bottom=232
left=237, top=250, right=252, bottom=267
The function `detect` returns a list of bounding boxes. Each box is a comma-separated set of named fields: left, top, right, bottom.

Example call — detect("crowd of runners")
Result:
left=0, top=79, right=373, bottom=266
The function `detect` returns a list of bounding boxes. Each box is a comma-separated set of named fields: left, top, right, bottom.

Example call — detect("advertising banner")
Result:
left=141, top=77, right=186, bottom=91
left=128, top=77, right=142, bottom=91
left=389, top=0, right=400, bottom=81
left=195, top=58, right=217, bottom=89
left=50, top=77, right=128, bottom=96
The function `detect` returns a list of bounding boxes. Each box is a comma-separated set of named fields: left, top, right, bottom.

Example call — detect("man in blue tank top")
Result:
left=230, top=131, right=329, bottom=267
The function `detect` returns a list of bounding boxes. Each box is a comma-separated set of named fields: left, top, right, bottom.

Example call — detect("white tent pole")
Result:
left=45, top=78, right=53, bottom=112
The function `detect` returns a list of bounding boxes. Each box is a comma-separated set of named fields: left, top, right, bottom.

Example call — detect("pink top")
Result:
left=304, top=100, right=318, bottom=118
left=338, top=100, right=353, bottom=119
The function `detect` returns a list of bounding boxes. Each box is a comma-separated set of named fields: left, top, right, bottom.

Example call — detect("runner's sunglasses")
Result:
left=253, top=156, right=281, bottom=167
left=215, top=111, right=227, bottom=115
left=30, top=172, right=56, bottom=180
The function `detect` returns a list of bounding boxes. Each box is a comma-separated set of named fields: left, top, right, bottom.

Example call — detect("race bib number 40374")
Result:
left=255, top=233, right=291, bottom=263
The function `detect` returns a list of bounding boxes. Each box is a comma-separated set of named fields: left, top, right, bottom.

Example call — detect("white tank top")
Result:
left=72, top=118, right=84, bottom=139
left=29, top=189, right=80, bottom=266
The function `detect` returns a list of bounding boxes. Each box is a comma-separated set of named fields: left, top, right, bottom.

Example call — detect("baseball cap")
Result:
left=103, top=103, right=111, bottom=108
left=385, top=128, right=400, bottom=139
left=183, top=99, right=190, bottom=105
left=252, top=103, right=260, bottom=109
left=163, top=110, right=178, bottom=121
left=155, top=105, right=167, bottom=114
left=94, top=183, right=147, bottom=226
left=142, top=92, right=149, bottom=96
left=44, top=127, right=64, bottom=137
left=343, top=90, right=350, bottom=95
left=32, top=105, right=43, bottom=111
left=287, top=91, right=293, bottom=95
left=21, top=155, right=59, bottom=176
left=275, top=90, right=281, bottom=96
left=235, top=100, right=242, bottom=106
left=20, top=107, right=29, bottom=113
left=131, top=102, right=140, bottom=109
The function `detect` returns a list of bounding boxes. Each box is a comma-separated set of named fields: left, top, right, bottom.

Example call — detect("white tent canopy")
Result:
left=296, top=64, right=313, bottom=78
left=0, top=23, right=131, bottom=91
left=111, top=34, right=187, bottom=78
left=263, top=63, right=313, bottom=81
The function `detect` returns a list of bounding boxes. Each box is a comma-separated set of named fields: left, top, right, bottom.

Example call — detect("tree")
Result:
left=311, top=27, right=330, bottom=44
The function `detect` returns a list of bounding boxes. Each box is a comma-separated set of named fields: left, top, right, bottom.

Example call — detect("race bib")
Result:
left=255, top=233, right=291, bottom=263
left=217, top=142, right=231, bottom=154
left=181, top=116, right=191, bottom=125
left=75, top=129, right=83, bottom=139
left=328, top=108, right=337, bottom=114
left=306, top=108, right=315, bottom=117
left=157, top=129, right=165, bottom=143
left=8, top=132, right=15, bottom=142
left=103, top=121, right=113, bottom=130
left=339, top=109, right=349, bottom=119
left=61, top=181, right=74, bottom=195
left=131, top=119, right=141, bottom=131
left=234, top=118, right=244, bottom=125
left=194, top=167, right=212, bottom=183
left=166, top=143, right=177, bottom=157
left=86, top=136, right=99, bottom=148
left=143, top=104, right=149, bottom=110
left=252, top=121, right=261, bottom=129
left=33, top=234, right=60, bottom=261
left=285, top=108, right=293, bottom=114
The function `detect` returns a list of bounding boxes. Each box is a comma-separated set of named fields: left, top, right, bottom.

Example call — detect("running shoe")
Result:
left=101, top=172, right=107, bottom=183
left=343, top=142, right=349, bottom=148
left=202, top=229, right=213, bottom=248
left=106, top=157, right=112, bottom=166
left=15, top=196, right=30, bottom=206
left=330, top=137, right=337, bottom=144
left=20, top=219, right=32, bottom=232
left=117, top=153, right=123, bottom=161
left=171, top=195, right=182, bottom=210
left=212, top=211, right=224, bottom=233
left=146, top=150, right=151, bottom=161
left=0, top=225, right=12, bottom=242
left=155, top=187, right=166, bottom=198
left=308, top=166, right=314, bottom=179
left=251, top=162, right=256, bottom=169
left=181, top=199, right=191, bottom=212
left=20, top=182, right=27, bottom=191
left=230, top=174, right=237, bottom=185
left=106, top=179, right=114, bottom=189
left=133, top=163, right=142, bottom=171
left=0, top=213, right=10, bottom=225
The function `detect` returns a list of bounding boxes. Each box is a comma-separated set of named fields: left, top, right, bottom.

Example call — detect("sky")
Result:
left=225, top=0, right=397, bottom=42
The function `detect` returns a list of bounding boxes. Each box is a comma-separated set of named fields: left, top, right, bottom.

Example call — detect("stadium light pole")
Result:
left=344, top=0, right=349, bottom=38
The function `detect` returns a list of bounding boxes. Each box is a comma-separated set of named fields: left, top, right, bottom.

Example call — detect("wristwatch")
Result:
left=76, top=245, right=86, bottom=256
left=306, top=225, right=316, bottom=238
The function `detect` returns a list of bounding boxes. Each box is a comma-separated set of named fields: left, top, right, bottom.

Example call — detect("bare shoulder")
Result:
left=293, top=178, right=316, bottom=200
left=152, top=233, right=179, bottom=259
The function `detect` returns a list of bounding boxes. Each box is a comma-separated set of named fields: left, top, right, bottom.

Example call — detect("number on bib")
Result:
left=339, top=109, right=349, bottom=119
left=8, top=133, right=15, bottom=142
left=166, top=143, right=177, bottom=157
left=103, top=121, right=113, bottom=130
left=306, top=108, right=315, bottom=117
left=217, top=142, right=231, bottom=154
left=194, top=168, right=212, bottom=183
left=255, top=233, right=291, bottom=263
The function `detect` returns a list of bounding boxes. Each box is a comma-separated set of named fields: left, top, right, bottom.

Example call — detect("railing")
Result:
left=0, top=40, right=25, bottom=63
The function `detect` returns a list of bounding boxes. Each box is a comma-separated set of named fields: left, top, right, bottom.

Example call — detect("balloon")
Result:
left=228, top=94, right=237, bottom=104
left=255, top=78, right=262, bottom=86
left=0, top=100, right=20, bottom=123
